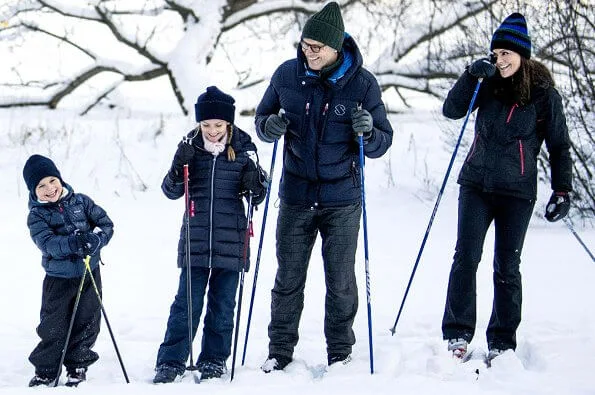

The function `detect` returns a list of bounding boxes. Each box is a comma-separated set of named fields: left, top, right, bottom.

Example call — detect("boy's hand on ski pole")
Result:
left=77, top=232, right=103, bottom=256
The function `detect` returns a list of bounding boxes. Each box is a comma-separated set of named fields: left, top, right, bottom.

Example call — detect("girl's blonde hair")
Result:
left=226, top=124, right=236, bottom=162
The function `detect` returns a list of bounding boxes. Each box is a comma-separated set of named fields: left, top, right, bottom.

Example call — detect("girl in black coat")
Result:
left=441, top=13, right=572, bottom=363
left=153, top=86, right=268, bottom=383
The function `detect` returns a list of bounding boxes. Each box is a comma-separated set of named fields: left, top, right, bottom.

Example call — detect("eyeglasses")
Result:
left=300, top=40, right=326, bottom=53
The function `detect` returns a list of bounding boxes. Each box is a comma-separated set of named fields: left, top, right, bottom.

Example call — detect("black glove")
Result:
left=264, top=114, right=289, bottom=140
left=468, top=58, right=496, bottom=79
left=242, top=167, right=270, bottom=192
left=241, top=165, right=270, bottom=206
left=77, top=232, right=103, bottom=256
left=172, top=141, right=195, bottom=173
left=545, top=191, right=570, bottom=222
left=351, top=108, right=373, bottom=142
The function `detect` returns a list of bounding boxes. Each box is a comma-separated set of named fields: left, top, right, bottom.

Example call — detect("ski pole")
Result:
left=183, top=163, right=200, bottom=381
left=231, top=192, right=254, bottom=381
left=358, top=128, right=374, bottom=375
left=563, top=218, right=595, bottom=263
left=242, top=110, right=284, bottom=365
left=54, top=256, right=89, bottom=387
left=82, top=256, right=129, bottom=383
left=390, top=78, right=484, bottom=335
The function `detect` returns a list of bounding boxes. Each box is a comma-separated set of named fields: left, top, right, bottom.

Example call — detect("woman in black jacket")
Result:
left=441, top=13, right=572, bottom=363
left=153, top=86, right=268, bottom=383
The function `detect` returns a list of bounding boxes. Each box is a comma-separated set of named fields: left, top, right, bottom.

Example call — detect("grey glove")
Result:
left=468, top=58, right=496, bottom=79
left=264, top=114, right=289, bottom=140
left=351, top=109, right=373, bottom=142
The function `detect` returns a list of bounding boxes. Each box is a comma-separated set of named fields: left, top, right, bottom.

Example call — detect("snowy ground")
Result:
left=0, top=107, right=593, bottom=395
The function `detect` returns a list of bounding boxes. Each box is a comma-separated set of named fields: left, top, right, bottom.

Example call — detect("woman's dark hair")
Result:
left=494, top=58, right=555, bottom=106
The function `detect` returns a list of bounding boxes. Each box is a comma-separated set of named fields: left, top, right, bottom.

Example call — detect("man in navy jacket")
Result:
left=255, top=2, right=393, bottom=372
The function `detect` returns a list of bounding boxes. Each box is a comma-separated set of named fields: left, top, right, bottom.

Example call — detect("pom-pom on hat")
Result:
left=194, top=86, right=235, bottom=124
left=490, top=13, right=532, bottom=59
left=23, top=154, right=62, bottom=192
left=302, top=2, right=345, bottom=51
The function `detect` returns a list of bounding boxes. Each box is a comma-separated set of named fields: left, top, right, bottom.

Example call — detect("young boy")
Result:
left=23, top=154, right=114, bottom=387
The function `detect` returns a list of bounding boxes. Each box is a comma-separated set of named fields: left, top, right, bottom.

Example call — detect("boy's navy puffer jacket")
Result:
left=27, top=184, right=114, bottom=278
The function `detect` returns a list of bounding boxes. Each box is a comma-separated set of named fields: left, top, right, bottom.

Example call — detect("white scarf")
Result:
left=202, top=132, right=227, bottom=156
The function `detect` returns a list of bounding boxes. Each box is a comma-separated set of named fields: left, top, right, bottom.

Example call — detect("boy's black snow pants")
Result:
left=29, top=268, right=102, bottom=378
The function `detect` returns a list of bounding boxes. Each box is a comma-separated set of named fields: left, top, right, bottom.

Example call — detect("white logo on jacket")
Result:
left=334, top=104, right=346, bottom=116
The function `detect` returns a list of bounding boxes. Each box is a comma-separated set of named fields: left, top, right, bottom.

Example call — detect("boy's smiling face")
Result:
left=35, top=176, right=63, bottom=203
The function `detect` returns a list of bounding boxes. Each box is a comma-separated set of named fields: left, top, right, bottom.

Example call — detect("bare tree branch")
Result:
left=164, top=0, right=199, bottom=23
left=19, top=21, right=96, bottom=59
left=93, top=5, right=165, bottom=65
left=37, top=0, right=102, bottom=22
left=80, top=79, right=122, bottom=115
left=391, top=0, right=499, bottom=64
left=221, top=0, right=359, bottom=32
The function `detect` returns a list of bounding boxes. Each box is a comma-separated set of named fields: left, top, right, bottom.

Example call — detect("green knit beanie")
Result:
left=301, top=2, right=344, bottom=51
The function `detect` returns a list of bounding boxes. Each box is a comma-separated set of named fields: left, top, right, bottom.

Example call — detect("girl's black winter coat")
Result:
left=161, top=126, right=265, bottom=272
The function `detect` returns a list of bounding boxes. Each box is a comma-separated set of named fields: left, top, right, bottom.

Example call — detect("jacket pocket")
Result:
left=296, top=101, right=311, bottom=139
left=501, top=103, right=537, bottom=142
left=518, top=139, right=525, bottom=176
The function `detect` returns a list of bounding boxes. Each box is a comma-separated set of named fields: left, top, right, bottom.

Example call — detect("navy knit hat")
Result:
left=23, top=154, right=63, bottom=192
left=490, top=13, right=531, bottom=59
left=302, top=2, right=345, bottom=51
left=194, top=86, right=235, bottom=123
